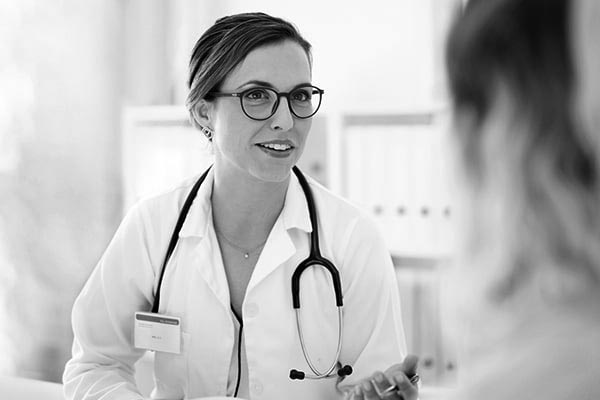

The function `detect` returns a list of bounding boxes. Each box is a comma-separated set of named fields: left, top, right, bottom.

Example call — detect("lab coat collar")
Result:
left=177, top=168, right=314, bottom=299
left=247, top=171, right=313, bottom=290
left=281, top=170, right=313, bottom=234
left=178, top=168, right=313, bottom=239
left=178, top=168, right=214, bottom=239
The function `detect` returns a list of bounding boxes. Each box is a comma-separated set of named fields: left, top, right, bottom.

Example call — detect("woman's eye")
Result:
left=245, top=89, right=270, bottom=101
left=292, top=89, right=311, bottom=102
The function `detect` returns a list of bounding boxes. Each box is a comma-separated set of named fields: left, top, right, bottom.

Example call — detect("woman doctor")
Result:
left=63, top=12, right=418, bottom=400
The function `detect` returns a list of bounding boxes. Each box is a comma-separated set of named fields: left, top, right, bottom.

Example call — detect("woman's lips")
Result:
left=256, top=140, right=295, bottom=158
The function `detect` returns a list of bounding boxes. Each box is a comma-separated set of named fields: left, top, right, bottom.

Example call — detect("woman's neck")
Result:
left=211, top=164, right=289, bottom=248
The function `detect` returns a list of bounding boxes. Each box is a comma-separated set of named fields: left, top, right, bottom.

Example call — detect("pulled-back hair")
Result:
left=446, top=0, right=600, bottom=309
left=186, top=12, right=312, bottom=130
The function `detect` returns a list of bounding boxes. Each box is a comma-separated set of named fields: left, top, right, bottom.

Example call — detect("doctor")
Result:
left=63, top=12, right=418, bottom=400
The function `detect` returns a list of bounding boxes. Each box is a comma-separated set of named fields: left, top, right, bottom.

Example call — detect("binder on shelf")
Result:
left=344, top=126, right=368, bottom=209
left=387, top=125, right=417, bottom=255
left=340, top=111, right=454, bottom=259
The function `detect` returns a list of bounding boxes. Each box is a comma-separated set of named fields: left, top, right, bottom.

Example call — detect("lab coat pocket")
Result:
left=153, top=331, right=192, bottom=398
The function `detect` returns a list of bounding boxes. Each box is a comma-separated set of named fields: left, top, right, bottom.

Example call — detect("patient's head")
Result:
left=445, top=0, right=600, bottom=319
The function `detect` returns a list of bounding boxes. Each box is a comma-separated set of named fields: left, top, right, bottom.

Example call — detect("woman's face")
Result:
left=209, top=40, right=313, bottom=183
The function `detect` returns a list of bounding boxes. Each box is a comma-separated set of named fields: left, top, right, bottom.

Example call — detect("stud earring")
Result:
left=201, top=126, right=214, bottom=141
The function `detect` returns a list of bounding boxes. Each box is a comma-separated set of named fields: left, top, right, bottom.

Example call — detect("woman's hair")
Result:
left=445, top=0, right=600, bottom=309
left=186, top=12, right=312, bottom=130
left=573, top=0, right=600, bottom=170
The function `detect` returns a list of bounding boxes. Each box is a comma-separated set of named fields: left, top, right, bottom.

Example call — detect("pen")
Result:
left=376, top=372, right=421, bottom=397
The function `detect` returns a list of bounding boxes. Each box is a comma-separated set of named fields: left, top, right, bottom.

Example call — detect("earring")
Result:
left=201, top=126, right=214, bottom=141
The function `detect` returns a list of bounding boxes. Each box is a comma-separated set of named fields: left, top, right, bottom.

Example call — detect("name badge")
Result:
left=134, top=312, right=181, bottom=354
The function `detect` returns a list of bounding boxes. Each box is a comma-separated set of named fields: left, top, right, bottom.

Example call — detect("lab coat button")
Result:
left=245, top=303, right=259, bottom=318
left=252, top=381, right=263, bottom=394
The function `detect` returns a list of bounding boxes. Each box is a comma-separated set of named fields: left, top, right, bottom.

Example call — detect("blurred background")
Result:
left=0, top=0, right=461, bottom=390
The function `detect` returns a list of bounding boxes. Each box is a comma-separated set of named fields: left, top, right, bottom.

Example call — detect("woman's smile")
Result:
left=256, top=139, right=295, bottom=158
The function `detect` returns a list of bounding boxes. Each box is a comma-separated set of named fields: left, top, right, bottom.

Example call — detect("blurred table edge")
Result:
left=0, top=374, right=455, bottom=400
left=420, top=385, right=456, bottom=400
left=0, top=375, right=63, bottom=400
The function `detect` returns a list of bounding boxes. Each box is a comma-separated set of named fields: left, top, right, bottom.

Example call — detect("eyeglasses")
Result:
left=208, top=85, right=324, bottom=121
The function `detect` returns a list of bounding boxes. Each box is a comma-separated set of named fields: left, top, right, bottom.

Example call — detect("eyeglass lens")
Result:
left=241, top=86, right=322, bottom=120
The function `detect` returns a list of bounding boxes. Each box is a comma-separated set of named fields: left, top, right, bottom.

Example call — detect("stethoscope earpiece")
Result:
left=289, top=369, right=305, bottom=380
left=337, top=365, right=353, bottom=377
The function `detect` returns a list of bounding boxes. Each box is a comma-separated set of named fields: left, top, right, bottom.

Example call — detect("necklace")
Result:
left=214, top=226, right=267, bottom=259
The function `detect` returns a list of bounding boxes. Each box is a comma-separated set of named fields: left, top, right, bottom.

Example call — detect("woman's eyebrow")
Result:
left=235, top=80, right=312, bottom=90
left=235, top=80, right=274, bottom=90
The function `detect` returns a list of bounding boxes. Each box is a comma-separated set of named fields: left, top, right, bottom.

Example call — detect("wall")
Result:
left=0, top=0, right=124, bottom=381
left=124, top=0, right=443, bottom=111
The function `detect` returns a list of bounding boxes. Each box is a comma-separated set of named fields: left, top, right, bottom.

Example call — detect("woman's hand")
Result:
left=345, top=355, right=420, bottom=400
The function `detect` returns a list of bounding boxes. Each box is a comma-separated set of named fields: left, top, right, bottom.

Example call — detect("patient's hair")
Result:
left=445, top=0, right=600, bottom=308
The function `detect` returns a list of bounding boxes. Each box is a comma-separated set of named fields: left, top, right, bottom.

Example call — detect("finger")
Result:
left=402, top=355, right=419, bottom=377
left=372, top=371, right=403, bottom=399
left=384, top=356, right=420, bottom=386
left=346, top=384, right=365, bottom=400
left=391, top=373, right=419, bottom=400
left=360, top=379, right=381, bottom=400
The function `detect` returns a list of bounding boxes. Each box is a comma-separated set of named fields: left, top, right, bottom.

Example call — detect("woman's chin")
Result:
left=250, top=167, right=293, bottom=184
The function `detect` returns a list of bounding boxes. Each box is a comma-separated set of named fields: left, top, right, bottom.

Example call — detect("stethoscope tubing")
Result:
left=151, top=165, right=350, bottom=380
left=290, top=167, right=348, bottom=379
left=290, top=167, right=344, bottom=309
left=152, top=166, right=211, bottom=313
left=295, top=306, right=344, bottom=377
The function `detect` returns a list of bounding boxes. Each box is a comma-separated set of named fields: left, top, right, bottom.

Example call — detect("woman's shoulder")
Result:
left=304, top=175, right=383, bottom=241
left=129, top=174, right=203, bottom=216
left=305, top=175, right=370, bottom=220
left=120, top=173, right=208, bottom=238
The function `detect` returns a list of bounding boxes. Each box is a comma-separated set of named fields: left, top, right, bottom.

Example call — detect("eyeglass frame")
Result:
left=207, top=84, right=325, bottom=121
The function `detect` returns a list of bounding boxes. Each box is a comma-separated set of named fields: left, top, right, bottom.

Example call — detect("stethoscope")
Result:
left=151, top=165, right=353, bottom=381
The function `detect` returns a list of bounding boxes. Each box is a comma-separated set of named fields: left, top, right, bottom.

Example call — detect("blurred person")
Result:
left=445, top=0, right=600, bottom=399
left=63, top=12, right=418, bottom=400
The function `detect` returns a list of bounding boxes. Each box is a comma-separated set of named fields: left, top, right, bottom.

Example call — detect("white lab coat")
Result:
left=63, top=169, right=407, bottom=400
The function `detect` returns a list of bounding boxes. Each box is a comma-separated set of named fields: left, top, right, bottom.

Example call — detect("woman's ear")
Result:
left=190, top=99, right=213, bottom=130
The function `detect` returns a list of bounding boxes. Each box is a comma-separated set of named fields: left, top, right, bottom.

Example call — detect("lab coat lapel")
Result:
left=248, top=216, right=296, bottom=290
left=247, top=172, right=312, bottom=290
left=179, top=170, right=231, bottom=309
left=193, top=230, right=231, bottom=309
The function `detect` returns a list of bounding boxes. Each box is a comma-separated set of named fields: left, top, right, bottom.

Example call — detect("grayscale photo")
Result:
left=1, top=0, right=599, bottom=399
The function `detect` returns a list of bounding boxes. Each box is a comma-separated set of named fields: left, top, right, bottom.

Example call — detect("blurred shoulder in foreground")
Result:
left=445, top=0, right=600, bottom=398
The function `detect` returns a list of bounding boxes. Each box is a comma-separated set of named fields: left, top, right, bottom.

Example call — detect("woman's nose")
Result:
left=270, top=97, right=294, bottom=131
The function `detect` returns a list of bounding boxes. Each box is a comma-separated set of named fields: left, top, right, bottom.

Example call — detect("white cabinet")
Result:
left=334, top=110, right=458, bottom=388
left=337, top=111, right=455, bottom=259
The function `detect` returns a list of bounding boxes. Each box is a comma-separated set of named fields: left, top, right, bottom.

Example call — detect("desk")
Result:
left=0, top=375, right=63, bottom=400
left=0, top=372, right=453, bottom=400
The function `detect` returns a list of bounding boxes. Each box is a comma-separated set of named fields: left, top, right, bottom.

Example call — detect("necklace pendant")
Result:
left=244, top=253, right=249, bottom=259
